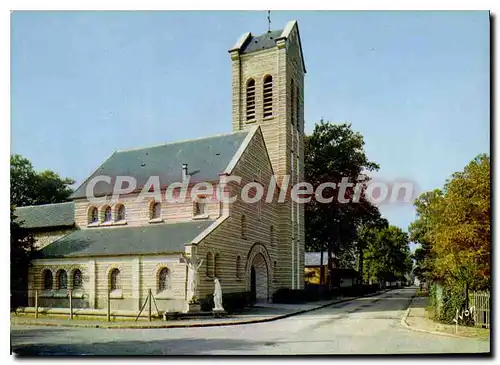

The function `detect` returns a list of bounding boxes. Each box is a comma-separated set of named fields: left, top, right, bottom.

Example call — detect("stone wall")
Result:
left=230, top=23, right=305, bottom=290
left=74, top=189, right=222, bottom=229
left=29, top=254, right=187, bottom=313
left=194, top=128, right=281, bottom=301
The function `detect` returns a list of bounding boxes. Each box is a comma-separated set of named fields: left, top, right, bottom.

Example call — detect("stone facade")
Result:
left=29, top=255, right=187, bottom=313
left=230, top=21, right=306, bottom=289
left=195, top=127, right=281, bottom=300
left=73, top=189, right=222, bottom=229
left=27, top=20, right=307, bottom=314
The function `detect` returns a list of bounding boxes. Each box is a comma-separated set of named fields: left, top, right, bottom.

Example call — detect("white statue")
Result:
left=180, top=253, right=203, bottom=303
left=213, top=277, right=224, bottom=312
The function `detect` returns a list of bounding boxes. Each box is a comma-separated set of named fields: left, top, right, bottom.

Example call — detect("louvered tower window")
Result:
left=246, top=79, right=256, bottom=121
left=296, top=84, right=300, bottom=130
left=263, top=75, right=273, bottom=118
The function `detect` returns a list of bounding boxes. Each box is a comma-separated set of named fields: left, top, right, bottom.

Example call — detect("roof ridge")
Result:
left=16, top=201, right=74, bottom=210
left=115, top=130, right=249, bottom=153
left=254, top=29, right=283, bottom=37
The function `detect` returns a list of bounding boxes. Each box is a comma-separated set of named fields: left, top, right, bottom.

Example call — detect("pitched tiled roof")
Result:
left=70, top=131, right=249, bottom=199
left=15, top=202, right=75, bottom=229
left=36, top=220, right=214, bottom=258
left=305, top=252, right=328, bottom=266
left=240, top=29, right=283, bottom=54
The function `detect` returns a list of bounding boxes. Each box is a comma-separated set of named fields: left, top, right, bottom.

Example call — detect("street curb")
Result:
left=400, top=292, right=481, bottom=339
left=11, top=289, right=393, bottom=330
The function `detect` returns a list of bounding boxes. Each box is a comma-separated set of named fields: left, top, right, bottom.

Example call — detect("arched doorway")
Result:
left=250, top=266, right=256, bottom=302
left=252, top=253, right=269, bottom=302
left=246, top=243, right=271, bottom=303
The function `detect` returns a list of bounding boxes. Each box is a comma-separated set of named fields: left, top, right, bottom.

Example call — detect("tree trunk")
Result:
left=327, top=241, right=332, bottom=288
left=320, top=250, right=325, bottom=285
left=358, top=247, right=364, bottom=285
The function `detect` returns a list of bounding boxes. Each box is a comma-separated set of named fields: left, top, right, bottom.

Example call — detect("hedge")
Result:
left=429, top=282, right=470, bottom=325
left=272, top=284, right=381, bottom=304
left=199, top=291, right=253, bottom=313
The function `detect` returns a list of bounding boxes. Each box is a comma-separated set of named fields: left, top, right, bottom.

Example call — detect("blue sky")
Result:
left=11, top=11, right=490, bottom=247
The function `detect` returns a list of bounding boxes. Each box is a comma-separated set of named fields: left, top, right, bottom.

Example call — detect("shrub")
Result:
left=272, top=289, right=303, bottom=303
left=199, top=291, right=252, bottom=313
left=428, top=282, right=469, bottom=325
left=303, top=284, right=332, bottom=300
left=339, top=286, right=361, bottom=297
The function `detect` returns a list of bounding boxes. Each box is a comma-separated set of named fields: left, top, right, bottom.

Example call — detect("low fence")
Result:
left=470, top=291, right=490, bottom=329
left=14, top=289, right=162, bottom=322
left=429, top=282, right=491, bottom=328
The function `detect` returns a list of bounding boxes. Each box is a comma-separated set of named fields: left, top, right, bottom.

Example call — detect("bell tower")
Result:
left=228, top=20, right=306, bottom=289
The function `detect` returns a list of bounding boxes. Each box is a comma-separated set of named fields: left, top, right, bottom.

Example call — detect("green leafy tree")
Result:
left=409, top=154, right=490, bottom=292
left=10, top=154, right=74, bottom=309
left=408, top=189, right=443, bottom=283
left=363, top=225, right=411, bottom=285
left=356, top=216, right=388, bottom=283
left=11, top=154, right=75, bottom=207
left=10, top=206, right=36, bottom=310
left=10, top=154, right=38, bottom=207
left=304, top=121, right=380, bottom=284
left=433, top=154, right=490, bottom=291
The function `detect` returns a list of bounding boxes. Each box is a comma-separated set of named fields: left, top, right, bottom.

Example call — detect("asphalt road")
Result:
left=11, top=287, right=490, bottom=355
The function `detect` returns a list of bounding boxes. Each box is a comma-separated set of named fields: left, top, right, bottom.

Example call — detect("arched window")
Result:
left=73, top=269, right=82, bottom=289
left=273, top=261, right=278, bottom=282
left=89, top=207, right=98, bottom=224
left=116, top=204, right=126, bottom=221
left=206, top=252, right=214, bottom=277
left=57, top=270, right=68, bottom=290
left=214, top=253, right=220, bottom=278
left=103, top=206, right=112, bottom=222
left=236, top=256, right=242, bottom=279
left=158, top=268, right=171, bottom=292
left=263, top=75, right=273, bottom=118
left=43, top=270, right=53, bottom=290
left=241, top=215, right=247, bottom=239
left=110, top=268, right=120, bottom=291
left=150, top=202, right=162, bottom=220
left=194, top=201, right=206, bottom=216
left=291, top=79, right=295, bottom=125
left=270, top=225, right=275, bottom=245
left=296, top=84, right=300, bottom=130
left=246, top=78, right=256, bottom=121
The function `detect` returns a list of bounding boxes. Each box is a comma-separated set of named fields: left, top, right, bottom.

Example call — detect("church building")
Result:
left=21, top=20, right=306, bottom=314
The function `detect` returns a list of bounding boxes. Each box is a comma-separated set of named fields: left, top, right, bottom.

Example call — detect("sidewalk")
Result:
left=401, top=295, right=490, bottom=340
left=11, top=294, right=370, bottom=329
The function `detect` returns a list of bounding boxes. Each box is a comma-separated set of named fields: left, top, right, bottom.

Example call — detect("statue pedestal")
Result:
left=212, top=309, right=226, bottom=318
left=186, top=302, right=201, bottom=313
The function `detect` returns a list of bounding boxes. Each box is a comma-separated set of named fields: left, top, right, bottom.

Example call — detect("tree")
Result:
left=304, top=121, right=380, bottom=285
left=10, top=205, right=36, bottom=310
left=10, top=154, right=38, bottom=207
left=433, top=154, right=490, bottom=291
left=363, top=225, right=411, bottom=285
left=11, top=154, right=75, bottom=207
left=408, top=189, right=443, bottom=283
left=10, top=154, right=73, bottom=309
left=409, top=154, right=490, bottom=292
left=356, top=215, right=388, bottom=283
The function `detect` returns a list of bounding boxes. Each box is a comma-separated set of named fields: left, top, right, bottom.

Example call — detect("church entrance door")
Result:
left=250, top=252, right=268, bottom=303
left=250, top=266, right=256, bottom=303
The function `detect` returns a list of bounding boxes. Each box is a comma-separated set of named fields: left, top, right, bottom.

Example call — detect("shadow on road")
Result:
left=292, top=288, right=416, bottom=318
left=12, top=336, right=268, bottom=356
